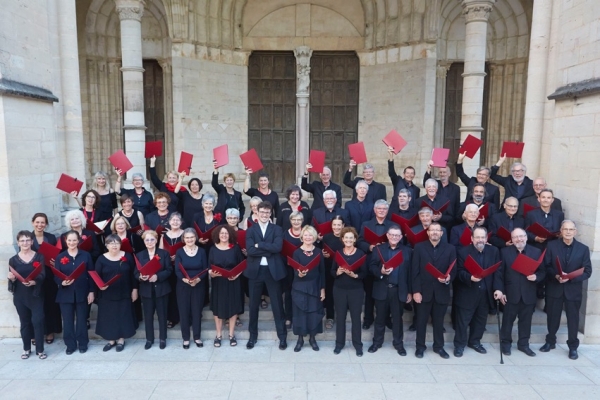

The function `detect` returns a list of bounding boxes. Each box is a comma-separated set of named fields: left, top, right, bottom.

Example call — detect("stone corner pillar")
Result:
left=294, top=46, right=313, bottom=183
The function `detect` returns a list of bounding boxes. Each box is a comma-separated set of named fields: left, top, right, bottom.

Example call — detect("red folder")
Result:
left=38, top=242, right=61, bottom=267
left=177, top=151, right=194, bottom=175
left=128, top=225, right=144, bottom=235
left=312, top=218, right=333, bottom=236
left=120, top=238, right=134, bottom=253
left=348, top=142, right=367, bottom=164
left=213, top=144, right=229, bottom=168
left=363, top=227, right=388, bottom=246
left=501, top=141, right=525, bottom=158
left=391, top=213, right=420, bottom=228
left=79, top=235, right=93, bottom=252
left=287, top=254, right=322, bottom=272
left=431, top=148, right=450, bottom=168
left=477, top=203, right=490, bottom=220
left=459, top=135, right=483, bottom=159
left=134, top=255, right=162, bottom=276
left=512, top=250, right=545, bottom=276
left=240, top=148, right=264, bottom=172
left=145, top=141, right=163, bottom=158
left=56, top=173, right=85, bottom=196
left=86, top=219, right=112, bottom=234
left=108, top=150, right=133, bottom=174
left=308, top=150, right=326, bottom=173
left=88, top=271, right=121, bottom=288
left=523, top=203, right=538, bottom=218
left=376, top=247, right=405, bottom=270
left=194, top=222, right=217, bottom=242
left=10, top=264, right=43, bottom=283
left=464, top=256, right=501, bottom=279
left=211, top=260, right=247, bottom=279
left=420, top=200, right=450, bottom=215
left=555, top=256, right=584, bottom=280
left=334, top=252, right=367, bottom=272
left=495, top=226, right=512, bottom=243
left=236, top=229, right=247, bottom=249
left=404, top=228, right=429, bottom=247
left=162, top=237, right=184, bottom=257
left=526, top=223, right=559, bottom=239
left=50, top=262, right=86, bottom=281
left=459, top=227, right=473, bottom=246
left=178, top=263, right=208, bottom=280
left=425, top=260, right=456, bottom=280
left=282, top=240, right=301, bottom=259
left=382, top=130, right=408, bottom=154
left=322, top=243, right=337, bottom=258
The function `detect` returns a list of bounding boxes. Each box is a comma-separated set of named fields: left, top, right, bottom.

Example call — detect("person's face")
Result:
left=225, top=177, right=234, bottom=188
left=96, top=176, right=106, bottom=187
left=122, top=199, right=133, bottom=211
left=511, top=230, right=527, bottom=251
left=66, top=234, right=79, bottom=250
left=320, top=169, right=331, bottom=184
left=403, top=168, right=415, bottom=182
left=472, top=187, right=485, bottom=203
left=32, top=217, right=47, bottom=233
left=342, top=232, right=356, bottom=247
left=156, top=197, right=169, bottom=211
left=331, top=220, right=344, bottom=235
left=511, top=165, right=525, bottom=183
left=539, top=192, right=554, bottom=208
left=398, top=193, right=409, bottom=207
left=70, top=216, right=82, bottom=229
left=226, top=215, right=239, bottom=228
left=476, top=169, right=489, bottom=184
left=144, top=235, right=157, bottom=250
left=258, top=177, right=269, bottom=188
left=426, top=184, right=437, bottom=198
left=504, top=200, right=518, bottom=217
left=387, top=229, right=402, bottom=246
left=115, top=219, right=127, bottom=233
left=472, top=230, right=487, bottom=251
left=170, top=217, right=182, bottom=229
left=419, top=212, right=432, bottom=226
left=132, top=176, right=144, bottom=188
left=17, top=235, right=33, bottom=250
left=302, top=231, right=316, bottom=245
left=250, top=202, right=259, bottom=214
left=533, top=179, right=546, bottom=195
left=464, top=207, right=480, bottom=223
left=437, top=167, right=449, bottom=181
left=427, top=225, right=443, bottom=242
left=561, top=222, right=577, bottom=242
left=324, top=195, right=336, bottom=210
left=183, top=233, right=197, bottom=246
left=218, top=228, right=230, bottom=244
left=167, top=173, right=178, bottom=185
left=374, top=205, right=388, bottom=219
left=290, top=216, right=303, bottom=229
left=85, top=192, right=96, bottom=206
left=202, top=200, right=214, bottom=212
left=258, top=207, right=271, bottom=223
left=356, top=185, right=368, bottom=199
left=106, top=241, right=121, bottom=252
left=362, top=168, right=374, bottom=181
left=190, top=180, right=200, bottom=193
left=289, top=191, right=300, bottom=203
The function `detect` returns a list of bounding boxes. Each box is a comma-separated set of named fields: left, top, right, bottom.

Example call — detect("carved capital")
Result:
left=115, top=0, right=145, bottom=22
left=437, top=63, right=451, bottom=78
left=294, top=46, right=313, bottom=95
left=461, top=1, right=495, bottom=22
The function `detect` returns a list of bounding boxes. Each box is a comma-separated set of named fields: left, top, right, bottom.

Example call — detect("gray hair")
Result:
left=321, top=166, right=332, bottom=175
left=504, top=196, right=519, bottom=206
left=202, top=193, right=216, bottom=205
left=169, top=212, right=183, bottom=222
left=561, top=219, right=576, bottom=229
left=364, top=163, right=375, bottom=171
left=510, top=162, right=527, bottom=173
left=64, top=209, right=87, bottom=230
left=398, top=188, right=411, bottom=197
left=131, top=172, right=144, bottom=181
left=249, top=196, right=262, bottom=206
left=92, top=171, right=112, bottom=191
left=424, top=178, right=438, bottom=189
left=476, top=166, right=491, bottom=175
left=418, top=207, right=433, bottom=215
left=465, top=204, right=479, bottom=213
left=374, top=199, right=389, bottom=208
left=355, top=180, right=369, bottom=191
left=289, top=210, right=304, bottom=221
left=323, top=189, right=337, bottom=199
left=226, top=208, right=240, bottom=218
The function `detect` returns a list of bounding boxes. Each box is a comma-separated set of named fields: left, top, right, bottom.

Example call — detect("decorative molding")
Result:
left=437, top=63, right=451, bottom=79
left=548, top=78, right=600, bottom=101
left=461, top=1, right=495, bottom=22
left=294, top=46, right=313, bottom=96
left=0, top=78, right=59, bottom=103
left=115, top=0, right=145, bottom=22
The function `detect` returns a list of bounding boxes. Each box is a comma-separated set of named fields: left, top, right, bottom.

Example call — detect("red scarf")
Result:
left=164, top=183, right=186, bottom=193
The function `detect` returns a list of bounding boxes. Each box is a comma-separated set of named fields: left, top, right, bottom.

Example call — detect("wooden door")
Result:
left=248, top=52, right=296, bottom=193
left=143, top=60, right=165, bottom=179
left=310, top=53, right=359, bottom=197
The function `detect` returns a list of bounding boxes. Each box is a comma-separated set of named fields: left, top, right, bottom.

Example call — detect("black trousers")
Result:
left=167, top=273, right=180, bottom=324
left=248, top=266, right=286, bottom=340
left=546, top=296, right=581, bottom=349
left=176, top=282, right=205, bottom=341
left=415, top=300, right=447, bottom=351
left=453, top=293, right=489, bottom=349
left=500, top=300, right=535, bottom=349
left=324, top=270, right=335, bottom=320
left=333, top=286, right=363, bottom=349
left=282, top=266, right=294, bottom=322
left=373, top=286, right=405, bottom=348
left=142, top=293, right=169, bottom=342
left=14, top=295, right=45, bottom=353
left=363, top=275, right=375, bottom=324
left=59, top=301, right=89, bottom=351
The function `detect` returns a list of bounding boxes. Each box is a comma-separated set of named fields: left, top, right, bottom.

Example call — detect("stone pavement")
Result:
left=0, top=338, right=599, bottom=400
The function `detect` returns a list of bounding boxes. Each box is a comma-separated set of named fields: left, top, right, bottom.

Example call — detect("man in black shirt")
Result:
left=301, top=163, right=342, bottom=210
left=417, top=179, right=454, bottom=232
left=490, top=156, right=535, bottom=204
left=345, top=180, right=374, bottom=231
left=525, top=189, right=564, bottom=251
left=456, top=152, right=500, bottom=206
left=387, top=146, right=420, bottom=208
left=344, top=161, right=387, bottom=203
left=519, top=177, right=563, bottom=217
left=422, top=161, right=460, bottom=223
left=489, top=196, right=525, bottom=249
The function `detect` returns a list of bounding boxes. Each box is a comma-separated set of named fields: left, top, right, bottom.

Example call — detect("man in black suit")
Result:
left=387, top=146, right=420, bottom=208
left=344, top=160, right=387, bottom=203
left=417, top=179, right=455, bottom=233
left=518, top=177, right=563, bottom=217
left=525, top=189, right=564, bottom=250
left=301, top=163, right=342, bottom=210
left=489, top=196, right=525, bottom=249
left=345, top=180, right=374, bottom=231
left=493, top=228, right=544, bottom=356
left=491, top=156, right=535, bottom=204
left=540, top=220, right=592, bottom=360
left=368, top=225, right=412, bottom=356
left=244, top=202, right=288, bottom=350
left=453, top=227, right=500, bottom=357
left=456, top=152, right=500, bottom=207
left=457, top=183, right=496, bottom=228
left=412, top=222, right=457, bottom=359
left=423, top=160, right=461, bottom=224
left=312, top=190, right=350, bottom=228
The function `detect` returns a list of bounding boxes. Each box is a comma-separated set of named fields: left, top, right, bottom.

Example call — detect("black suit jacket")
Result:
left=455, top=244, right=500, bottom=309
left=370, top=243, right=412, bottom=303
left=54, top=250, right=95, bottom=303
left=525, top=208, right=564, bottom=249
left=344, top=199, right=374, bottom=231
left=423, top=172, right=461, bottom=221
left=416, top=194, right=455, bottom=228
left=411, top=241, right=456, bottom=304
left=387, top=160, right=419, bottom=208
left=244, top=222, right=286, bottom=281
left=455, top=163, right=501, bottom=207
left=312, top=206, right=350, bottom=226
left=301, top=177, right=342, bottom=210
left=134, top=248, right=173, bottom=298
left=544, top=239, right=592, bottom=302
left=457, top=201, right=496, bottom=228
left=488, top=211, right=525, bottom=249
left=450, top=222, right=477, bottom=248
left=494, top=245, right=544, bottom=305
left=490, top=165, right=535, bottom=203
left=518, top=194, right=563, bottom=217
left=343, top=171, right=387, bottom=203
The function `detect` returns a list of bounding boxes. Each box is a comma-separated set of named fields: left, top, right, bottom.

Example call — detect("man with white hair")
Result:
left=416, top=178, right=455, bottom=232
left=344, top=160, right=387, bottom=204
left=302, top=163, right=342, bottom=210
left=491, top=155, right=535, bottom=204
left=423, top=160, right=460, bottom=223
left=311, top=189, right=349, bottom=226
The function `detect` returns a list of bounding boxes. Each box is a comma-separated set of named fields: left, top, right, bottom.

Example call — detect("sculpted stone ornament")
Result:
left=460, top=0, right=495, bottom=22
left=115, top=0, right=145, bottom=22
left=294, top=46, right=313, bottom=95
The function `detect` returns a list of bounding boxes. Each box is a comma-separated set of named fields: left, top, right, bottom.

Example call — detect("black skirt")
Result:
left=95, top=297, right=139, bottom=340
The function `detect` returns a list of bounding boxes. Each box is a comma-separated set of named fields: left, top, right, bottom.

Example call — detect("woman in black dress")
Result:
left=175, top=171, right=204, bottom=228
left=282, top=211, right=304, bottom=329
left=160, top=213, right=184, bottom=328
left=94, top=234, right=139, bottom=352
left=321, top=215, right=346, bottom=330
left=225, top=208, right=247, bottom=326
left=212, top=162, right=245, bottom=218
left=243, top=171, right=280, bottom=220
left=77, top=189, right=107, bottom=232
left=174, top=228, right=208, bottom=349
left=110, top=216, right=135, bottom=254
left=54, top=230, right=95, bottom=354
left=150, top=156, right=181, bottom=212
left=115, top=171, right=154, bottom=217
left=331, top=227, right=367, bottom=356
left=277, top=185, right=312, bottom=232
left=208, top=225, right=244, bottom=347
left=90, top=171, right=118, bottom=221
left=145, top=192, right=172, bottom=232
left=292, top=226, right=326, bottom=352
left=31, top=212, right=62, bottom=345
left=8, top=230, right=46, bottom=359
left=192, top=193, right=221, bottom=246
left=135, top=230, right=172, bottom=350
left=116, top=194, right=145, bottom=230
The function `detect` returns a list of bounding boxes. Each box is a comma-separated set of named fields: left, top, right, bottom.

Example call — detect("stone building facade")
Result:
left=1, top=0, right=600, bottom=340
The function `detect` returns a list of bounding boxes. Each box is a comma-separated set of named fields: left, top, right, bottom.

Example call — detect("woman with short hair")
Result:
left=175, top=173, right=204, bottom=228
left=115, top=171, right=154, bottom=216
left=212, top=162, right=245, bottom=218
left=150, top=156, right=181, bottom=212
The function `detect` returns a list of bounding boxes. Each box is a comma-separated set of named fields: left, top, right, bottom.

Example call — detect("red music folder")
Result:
left=79, top=235, right=93, bottom=252
left=56, top=173, right=84, bottom=196
left=555, top=256, right=584, bottom=280
left=50, top=262, right=86, bottom=281
left=382, top=130, right=408, bottom=154
left=376, top=247, right=405, bottom=270
left=10, top=263, right=44, bottom=283
left=334, top=251, right=367, bottom=272
left=213, top=144, right=229, bottom=168
left=236, top=229, right=246, bottom=249
left=145, top=141, right=163, bottom=158
left=420, top=200, right=450, bottom=215
left=523, top=203, right=538, bottom=218
left=526, top=223, right=559, bottom=239
left=120, top=237, right=134, bottom=253
left=312, top=218, right=333, bottom=236
left=240, top=148, right=264, bottom=172
left=495, top=226, right=512, bottom=243
left=512, top=250, right=546, bottom=276
left=38, top=242, right=61, bottom=267
left=459, top=135, right=483, bottom=159
left=134, top=255, right=162, bottom=276
left=162, top=237, right=184, bottom=257
left=308, top=150, right=326, bottom=173
left=425, top=260, right=456, bottom=280
left=282, top=239, right=301, bottom=259
left=501, top=141, right=525, bottom=158
left=177, top=151, right=194, bottom=175
left=363, top=227, right=388, bottom=246
left=178, top=263, right=208, bottom=280
left=194, top=222, right=217, bottom=242
left=322, top=243, right=337, bottom=258
left=128, top=225, right=144, bottom=235
left=391, top=213, right=420, bottom=228
left=404, top=228, right=429, bottom=247
left=459, top=227, right=473, bottom=246
left=108, top=150, right=134, bottom=174
left=477, top=203, right=490, bottom=220
left=86, top=219, right=112, bottom=234
left=88, top=271, right=121, bottom=288
left=211, top=260, right=247, bottom=279
left=348, top=142, right=367, bottom=164
left=431, top=148, right=450, bottom=168
left=464, top=256, right=501, bottom=279
left=287, top=254, right=322, bottom=272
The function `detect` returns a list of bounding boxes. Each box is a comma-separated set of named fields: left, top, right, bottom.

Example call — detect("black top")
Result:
left=8, top=252, right=46, bottom=298
left=60, top=229, right=101, bottom=261
left=97, top=192, right=118, bottom=221
left=344, top=199, right=374, bottom=231
left=422, top=172, right=461, bottom=222
left=145, top=211, right=172, bottom=232
left=357, top=218, right=394, bottom=253
left=174, top=247, right=208, bottom=280
left=277, top=201, right=312, bottom=232
left=331, top=248, right=367, bottom=290
left=456, top=244, right=500, bottom=310
left=388, top=159, right=420, bottom=208
left=94, top=253, right=138, bottom=301
left=545, top=239, right=592, bottom=302
left=118, top=209, right=141, bottom=229
left=208, top=245, right=244, bottom=272
left=343, top=171, right=387, bottom=203
left=518, top=194, right=563, bottom=218
left=117, top=187, right=155, bottom=216
left=494, top=245, right=544, bottom=305
left=292, top=248, right=326, bottom=292
left=455, top=163, right=501, bottom=207
left=133, top=248, right=172, bottom=298
left=411, top=240, right=457, bottom=304
left=488, top=211, right=525, bottom=249
left=150, top=167, right=179, bottom=213
left=525, top=208, right=564, bottom=249
left=31, top=232, right=57, bottom=251
left=212, top=172, right=245, bottom=217
left=312, top=206, right=350, bottom=226
left=244, top=188, right=280, bottom=220
left=54, top=250, right=95, bottom=303
left=300, top=177, right=342, bottom=210
left=177, top=191, right=204, bottom=229
left=416, top=194, right=455, bottom=228
left=370, top=243, right=412, bottom=302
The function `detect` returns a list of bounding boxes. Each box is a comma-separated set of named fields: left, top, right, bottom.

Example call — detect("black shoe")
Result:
left=195, top=340, right=203, bottom=348
left=144, top=341, right=153, bottom=350
left=246, top=339, right=256, bottom=350
left=569, top=349, right=579, bottom=360
left=79, top=347, right=87, bottom=354
left=368, top=344, right=380, bottom=353
left=279, top=339, right=287, bottom=350
left=159, top=340, right=166, bottom=350
left=294, top=338, right=304, bottom=352
left=333, top=346, right=343, bottom=355
left=453, top=347, right=463, bottom=357
left=539, top=343, right=555, bottom=352
left=362, top=322, right=372, bottom=330
left=115, top=343, right=125, bottom=352
left=415, top=349, right=424, bottom=358
left=356, top=348, right=363, bottom=357
left=183, top=342, right=190, bottom=350
left=103, top=342, right=116, bottom=352
left=518, top=347, right=536, bottom=357
left=308, top=337, right=319, bottom=351
left=502, top=347, right=511, bottom=356
left=468, top=344, right=487, bottom=354
left=434, top=348, right=450, bottom=359
left=86, top=320, right=91, bottom=330
left=396, top=346, right=407, bottom=356
left=66, top=349, right=75, bottom=355
left=408, top=324, right=416, bottom=332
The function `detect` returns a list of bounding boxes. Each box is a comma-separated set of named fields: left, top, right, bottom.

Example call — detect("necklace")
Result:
left=184, top=246, right=197, bottom=255
left=343, top=247, right=356, bottom=256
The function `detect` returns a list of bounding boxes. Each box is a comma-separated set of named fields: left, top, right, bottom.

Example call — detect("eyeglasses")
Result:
left=428, top=230, right=442, bottom=233
left=505, top=204, right=518, bottom=208
left=144, top=238, right=157, bottom=242
left=106, top=242, right=120, bottom=246
left=511, top=235, right=527, bottom=239
left=387, top=233, right=402, bottom=238
left=18, top=239, right=32, bottom=243
left=86, top=195, right=96, bottom=199
left=258, top=211, right=271, bottom=215
left=511, top=169, right=524, bottom=173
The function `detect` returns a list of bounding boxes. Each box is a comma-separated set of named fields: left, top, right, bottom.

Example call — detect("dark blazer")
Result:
left=519, top=194, right=563, bottom=217
left=457, top=201, right=496, bottom=228
left=134, top=248, right=173, bottom=298
left=494, top=245, right=544, bottom=305
left=357, top=218, right=395, bottom=254
left=370, top=243, right=412, bottom=303
left=145, top=211, right=172, bottom=232
left=301, top=177, right=342, bottom=210
left=411, top=240, right=456, bottom=304
left=387, top=160, right=420, bottom=208
left=32, top=232, right=58, bottom=250
left=544, top=239, right=592, bottom=302
left=312, top=206, right=350, bottom=226
left=61, top=229, right=102, bottom=262
left=524, top=208, right=564, bottom=249
left=455, top=244, right=500, bottom=310
left=490, top=165, right=535, bottom=203
left=488, top=211, right=525, bottom=249
left=212, top=172, right=246, bottom=217
left=54, top=250, right=95, bottom=303
left=416, top=194, right=454, bottom=227
left=344, top=198, right=374, bottom=231
left=455, top=163, right=501, bottom=207
left=244, top=222, right=286, bottom=281
left=450, top=222, right=477, bottom=248
left=343, top=171, right=387, bottom=203
left=423, top=172, right=461, bottom=220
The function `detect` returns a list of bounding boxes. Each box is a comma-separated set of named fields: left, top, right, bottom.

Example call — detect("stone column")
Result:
left=458, top=0, right=495, bottom=176
left=434, top=63, right=451, bottom=149
left=294, top=46, right=312, bottom=182
left=115, top=0, right=146, bottom=181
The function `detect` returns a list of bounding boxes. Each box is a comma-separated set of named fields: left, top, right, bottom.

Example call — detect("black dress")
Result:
left=32, top=233, right=62, bottom=336
left=321, top=233, right=344, bottom=321
left=209, top=245, right=244, bottom=319
left=94, top=253, right=139, bottom=340
left=163, top=233, right=183, bottom=325
left=178, top=191, right=204, bottom=228
left=282, top=230, right=302, bottom=322
left=97, top=192, right=117, bottom=221
left=145, top=211, right=172, bottom=232
left=291, top=248, right=326, bottom=336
